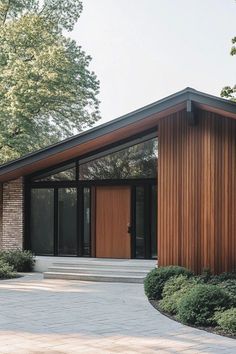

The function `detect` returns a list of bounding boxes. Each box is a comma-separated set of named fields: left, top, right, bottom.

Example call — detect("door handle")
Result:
left=127, top=224, right=132, bottom=235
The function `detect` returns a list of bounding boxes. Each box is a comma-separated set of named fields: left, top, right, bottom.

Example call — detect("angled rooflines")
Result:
left=0, top=87, right=236, bottom=180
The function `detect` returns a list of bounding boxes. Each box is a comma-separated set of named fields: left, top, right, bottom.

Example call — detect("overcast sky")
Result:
left=71, top=0, right=236, bottom=124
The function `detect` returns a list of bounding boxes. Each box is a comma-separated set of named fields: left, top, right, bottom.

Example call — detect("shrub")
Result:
left=198, top=268, right=213, bottom=283
left=214, top=308, right=236, bottom=335
left=198, top=271, right=236, bottom=285
left=218, top=280, right=236, bottom=306
left=159, top=275, right=198, bottom=314
left=214, top=272, right=236, bottom=282
left=0, top=259, right=17, bottom=279
left=0, top=250, right=35, bottom=272
left=177, top=284, right=231, bottom=326
left=144, top=266, right=193, bottom=300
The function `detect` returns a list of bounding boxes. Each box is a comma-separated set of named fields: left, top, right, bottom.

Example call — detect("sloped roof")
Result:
left=0, top=87, right=236, bottom=182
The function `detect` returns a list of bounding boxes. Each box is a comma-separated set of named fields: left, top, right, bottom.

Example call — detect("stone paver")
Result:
left=0, top=273, right=235, bottom=353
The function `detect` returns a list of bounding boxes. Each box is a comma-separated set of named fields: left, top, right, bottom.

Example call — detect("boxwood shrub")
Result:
left=214, top=308, right=236, bottom=335
left=0, top=250, right=35, bottom=272
left=159, top=275, right=198, bottom=315
left=144, top=266, right=193, bottom=300
left=177, top=284, right=231, bottom=326
left=0, top=259, right=17, bottom=279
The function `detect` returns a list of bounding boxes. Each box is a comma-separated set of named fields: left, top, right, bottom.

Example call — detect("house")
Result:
left=0, top=87, right=235, bottom=274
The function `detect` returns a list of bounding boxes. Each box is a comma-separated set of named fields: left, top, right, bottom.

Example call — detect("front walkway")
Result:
left=0, top=274, right=235, bottom=354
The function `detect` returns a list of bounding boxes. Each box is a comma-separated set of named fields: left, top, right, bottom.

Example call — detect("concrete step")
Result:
left=47, top=266, right=149, bottom=276
left=48, top=263, right=154, bottom=273
left=35, top=256, right=157, bottom=273
left=39, top=257, right=156, bottom=282
left=51, top=261, right=155, bottom=271
left=44, top=271, right=144, bottom=283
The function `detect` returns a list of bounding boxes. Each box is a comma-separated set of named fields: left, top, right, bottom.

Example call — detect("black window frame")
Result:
left=24, top=129, right=158, bottom=258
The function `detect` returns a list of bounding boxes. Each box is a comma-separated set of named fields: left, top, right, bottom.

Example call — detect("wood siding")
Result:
left=158, top=109, right=236, bottom=274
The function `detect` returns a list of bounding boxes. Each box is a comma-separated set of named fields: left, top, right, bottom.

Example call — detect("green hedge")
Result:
left=144, top=266, right=193, bottom=300
left=159, top=275, right=197, bottom=315
left=0, top=250, right=35, bottom=272
left=177, top=284, right=231, bottom=326
left=144, top=266, right=236, bottom=335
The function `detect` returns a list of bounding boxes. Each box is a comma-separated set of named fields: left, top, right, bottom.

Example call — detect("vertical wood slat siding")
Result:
left=158, top=110, right=236, bottom=274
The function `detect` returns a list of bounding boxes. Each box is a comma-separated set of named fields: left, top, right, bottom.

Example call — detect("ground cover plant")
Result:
left=144, top=266, right=236, bottom=337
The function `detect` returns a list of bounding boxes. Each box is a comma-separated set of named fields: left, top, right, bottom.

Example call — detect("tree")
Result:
left=79, top=139, right=158, bottom=180
left=221, top=36, right=236, bottom=101
left=0, top=0, right=100, bottom=163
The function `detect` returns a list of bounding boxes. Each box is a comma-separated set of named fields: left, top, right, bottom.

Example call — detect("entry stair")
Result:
left=42, top=258, right=156, bottom=283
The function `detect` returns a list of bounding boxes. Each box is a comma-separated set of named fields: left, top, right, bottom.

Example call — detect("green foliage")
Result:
left=213, top=272, right=236, bottom=282
left=217, top=280, right=236, bottom=306
left=0, top=249, right=35, bottom=272
left=198, top=268, right=213, bottom=283
left=159, top=275, right=198, bottom=315
left=144, top=266, right=193, bottom=300
left=214, top=308, right=236, bottom=335
left=0, top=0, right=100, bottom=163
left=207, top=273, right=236, bottom=306
left=0, top=259, right=17, bottom=279
left=221, top=36, right=236, bottom=100
left=177, top=284, right=231, bottom=326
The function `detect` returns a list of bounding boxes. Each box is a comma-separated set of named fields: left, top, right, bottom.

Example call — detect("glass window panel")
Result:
left=58, top=188, right=77, bottom=256
left=151, top=185, right=157, bottom=258
left=33, top=163, right=76, bottom=182
left=79, top=138, right=157, bottom=180
left=135, top=186, right=145, bottom=258
left=83, top=188, right=91, bottom=256
left=30, top=189, right=54, bottom=255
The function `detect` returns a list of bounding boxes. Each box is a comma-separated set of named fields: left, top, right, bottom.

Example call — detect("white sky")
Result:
left=71, top=0, right=236, bottom=124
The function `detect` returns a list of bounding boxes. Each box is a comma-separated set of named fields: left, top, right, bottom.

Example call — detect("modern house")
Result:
left=0, top=88, right=235, bottom=275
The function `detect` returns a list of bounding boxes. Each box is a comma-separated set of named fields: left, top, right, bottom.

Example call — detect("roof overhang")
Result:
left=0, top=87, right=236, bottom=182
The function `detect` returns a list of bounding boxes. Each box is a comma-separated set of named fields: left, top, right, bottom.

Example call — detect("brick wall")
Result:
left=0, top=178, right=24, bottom=250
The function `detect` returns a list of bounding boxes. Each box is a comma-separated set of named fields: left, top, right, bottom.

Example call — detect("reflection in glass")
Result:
left=31, top=189, right=54, bottom=255
left=33, top=163, right=76, bottom=182
left=58, top=188, right=77, bottom=256
left=151, top=185, right=157, bottom=258
left=83, top=188, right=91, bottom=256
left=79, top=138, right=157, bottom=180
left=135, top=187, right=145, bottom=258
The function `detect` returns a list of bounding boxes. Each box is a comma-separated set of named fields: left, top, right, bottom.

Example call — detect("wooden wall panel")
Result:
left=158, top=110, right=236, bottom=274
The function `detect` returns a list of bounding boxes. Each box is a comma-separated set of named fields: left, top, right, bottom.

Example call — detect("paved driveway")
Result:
left=0, top=274, right=235, bottom=354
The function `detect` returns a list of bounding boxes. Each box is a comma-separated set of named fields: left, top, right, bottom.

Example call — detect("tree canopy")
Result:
left=0, top=0, right=100, bottom=163
left=221, top=36, right=236, bottom=101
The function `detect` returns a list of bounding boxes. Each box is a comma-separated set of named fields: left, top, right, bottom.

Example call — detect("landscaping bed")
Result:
left=0, top=250, right=35, bottom=280
left=144, top=266, right=236, bottom=338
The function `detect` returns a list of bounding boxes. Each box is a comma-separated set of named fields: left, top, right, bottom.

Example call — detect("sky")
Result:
left=71, top=0, right=236, bottom=124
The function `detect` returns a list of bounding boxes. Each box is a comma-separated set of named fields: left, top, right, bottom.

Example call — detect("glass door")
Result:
left=58, top=188, right=77, bottom=256
left=132, top=183, right=157, bottom=259
left=29, top=186, right=91, bottom=256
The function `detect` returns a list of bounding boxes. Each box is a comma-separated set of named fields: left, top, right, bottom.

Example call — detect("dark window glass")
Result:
left=151, top=185, right=157, bottom=258
left=33, top=163, right=76, bottom=182
left=79, top=138, right=157, bottom=180
left=135, top=186, right=145, bottom=258
left=83, top=188, right=91, bottom=256
left=58, top=188, right=77, bottom=256
left=30, top=189, right=54, bottom=255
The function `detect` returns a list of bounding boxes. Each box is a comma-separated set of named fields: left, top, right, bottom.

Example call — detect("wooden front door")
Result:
left=95, top=186, right=131, bottom=258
